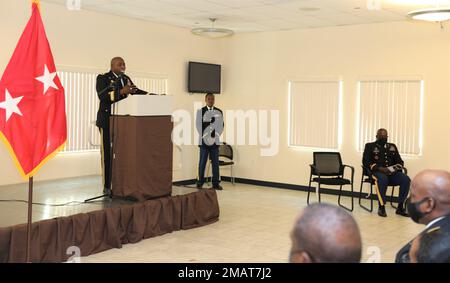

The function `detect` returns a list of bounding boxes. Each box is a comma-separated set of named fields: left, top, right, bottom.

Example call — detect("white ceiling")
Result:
left=41, top=0, right=450, bottom=33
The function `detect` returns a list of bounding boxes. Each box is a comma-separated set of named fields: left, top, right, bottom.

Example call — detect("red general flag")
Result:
left=0, top=1, right=67, bottom=179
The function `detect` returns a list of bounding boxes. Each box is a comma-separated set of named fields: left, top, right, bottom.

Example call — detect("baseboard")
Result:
left=173, top=179, right=197, bottom=186
left=173, top=177, right=400, bottom=203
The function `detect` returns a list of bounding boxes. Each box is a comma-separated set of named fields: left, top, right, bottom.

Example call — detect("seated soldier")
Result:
left=362, top=128, right=410, bottom=217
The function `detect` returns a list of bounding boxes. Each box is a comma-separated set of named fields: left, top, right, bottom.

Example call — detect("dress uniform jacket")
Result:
left=96, top=71, right=147, bottom=129
left=196, top=106, right=224, bottom=147
left=396, top=215, right=450, bottom=263
left=363, top=141, right=404, bottom=172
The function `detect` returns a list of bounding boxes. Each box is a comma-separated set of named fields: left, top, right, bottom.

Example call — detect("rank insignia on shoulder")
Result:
left=427, top=227, right=441, bottom=234
left=389, top=145, right=396, bottom=151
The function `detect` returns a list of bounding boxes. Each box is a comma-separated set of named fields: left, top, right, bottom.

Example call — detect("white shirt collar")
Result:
left=426, top=216, right=446, bottom=229
left=112, top=72, right=124, bottom=86
left=207, top=106, right=214, bottom=111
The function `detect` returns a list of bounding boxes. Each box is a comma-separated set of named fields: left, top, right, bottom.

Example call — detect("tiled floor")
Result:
left=0, top=177, right=423, bottom=263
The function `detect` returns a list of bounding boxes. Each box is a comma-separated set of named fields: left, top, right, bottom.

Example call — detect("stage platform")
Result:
left=0, top=176, right=220, bottom=263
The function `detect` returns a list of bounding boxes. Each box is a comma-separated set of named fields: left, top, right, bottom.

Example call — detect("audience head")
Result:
left=407, top=170, right=450, bottom=225
left=290, top=203, right=362, bottom=263
left=410, top=229, right=450, bottom=263
left=205, top=93, right=215, bottom=108
left=110, top=57, right=126, bottom=74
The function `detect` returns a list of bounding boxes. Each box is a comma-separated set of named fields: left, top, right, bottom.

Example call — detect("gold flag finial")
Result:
left=31, top=0, right=40, bottom=10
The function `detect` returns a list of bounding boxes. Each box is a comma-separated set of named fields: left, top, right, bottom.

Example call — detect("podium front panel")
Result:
left=111, top=115, right=173, bottom=201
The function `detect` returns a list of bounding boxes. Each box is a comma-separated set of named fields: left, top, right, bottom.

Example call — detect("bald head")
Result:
left=290, top=203, right=362, bottom=263
left=410, top=170, right=450, bottom=224
left=110, top=57, right=126, bottom=74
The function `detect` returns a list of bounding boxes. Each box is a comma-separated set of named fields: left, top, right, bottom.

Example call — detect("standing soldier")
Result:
left=96, top=57, right=148, bottom=195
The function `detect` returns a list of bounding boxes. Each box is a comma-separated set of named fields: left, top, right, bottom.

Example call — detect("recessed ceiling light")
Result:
left=408, top=7, right=450, bottom=22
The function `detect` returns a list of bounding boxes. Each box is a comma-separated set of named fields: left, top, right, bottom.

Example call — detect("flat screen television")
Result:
left=188, top=62, right=221, bottom=94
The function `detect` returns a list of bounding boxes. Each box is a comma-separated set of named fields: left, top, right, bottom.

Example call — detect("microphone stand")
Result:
left=109, top=77, right=122, bottom=199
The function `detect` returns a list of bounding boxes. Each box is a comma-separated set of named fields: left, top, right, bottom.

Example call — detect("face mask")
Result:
left=406, top=197, right=430, bottom=223
left=377, top=138, right=388, bottom=146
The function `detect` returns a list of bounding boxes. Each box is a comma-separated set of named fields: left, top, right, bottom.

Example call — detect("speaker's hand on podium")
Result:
left=130, top=85, right=138, bottom=94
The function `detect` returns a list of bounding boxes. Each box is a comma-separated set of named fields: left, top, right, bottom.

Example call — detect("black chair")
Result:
left=207, top=143, right=235, bottom=185
left=358, top=166, right=408, bottom=212
left=307, top=152, right=355, bottom=212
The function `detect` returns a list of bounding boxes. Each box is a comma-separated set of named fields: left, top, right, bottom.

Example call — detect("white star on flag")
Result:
left=0, top=89, right=23, bottom=122
left=35, top=65, right=59, bottom=94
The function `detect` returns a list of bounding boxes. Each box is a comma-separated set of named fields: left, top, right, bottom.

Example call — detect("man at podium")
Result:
left=96, top=57, right=148, bottom=195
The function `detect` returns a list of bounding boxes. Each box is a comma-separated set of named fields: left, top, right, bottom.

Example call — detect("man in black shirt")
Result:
left=363, top=128, right=410, bottom=217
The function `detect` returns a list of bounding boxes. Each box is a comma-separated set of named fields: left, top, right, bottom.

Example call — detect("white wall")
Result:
left=1, top=1, right=450, bottom=189
left=0, top=0, right=224, bottom=185
left=219, top=21, right=450, bottom=188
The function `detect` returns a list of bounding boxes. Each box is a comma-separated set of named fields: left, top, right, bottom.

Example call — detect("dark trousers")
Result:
left=373, top=171, right=410, bottom=207
left=99, top=126, right=111, bottom=191
left=197, top=145, right=220, bottom=187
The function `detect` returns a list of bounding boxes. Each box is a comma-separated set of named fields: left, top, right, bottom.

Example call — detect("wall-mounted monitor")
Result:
left=188, top=62, right=221, bottom=94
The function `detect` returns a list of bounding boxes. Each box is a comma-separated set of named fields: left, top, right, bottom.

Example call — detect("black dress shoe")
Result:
left=378, top=206, right=387, bottom=217
left=196, top=183, right=203, bottom=189
left=213, top=185, right=223, bottom=191
left=396, top=207, right=409, bottom=217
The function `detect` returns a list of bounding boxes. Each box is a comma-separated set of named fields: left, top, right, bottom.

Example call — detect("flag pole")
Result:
left=27, top=3, right=37, bottom=263
left=26, top=177, right=33, bottom=263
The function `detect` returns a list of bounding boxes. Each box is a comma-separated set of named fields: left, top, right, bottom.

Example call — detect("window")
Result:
left=58, top=68, right=168, bottom=153
left=288, top=80, right=342, bottom=150
left=357, top=79, right=423, bottom=155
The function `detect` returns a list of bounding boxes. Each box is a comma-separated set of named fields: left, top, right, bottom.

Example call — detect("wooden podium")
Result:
left=110, top=95, right=173, bottom=201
